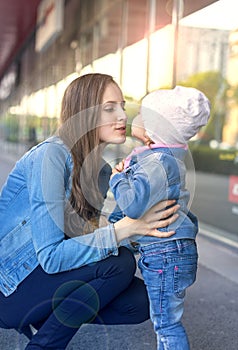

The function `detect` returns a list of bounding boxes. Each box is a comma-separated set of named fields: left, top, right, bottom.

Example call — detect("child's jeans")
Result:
left=138, top=239, right=198, bottom=350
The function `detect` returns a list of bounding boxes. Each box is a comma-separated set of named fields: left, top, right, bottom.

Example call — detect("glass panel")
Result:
left=176, top=0, right=238, bottom=236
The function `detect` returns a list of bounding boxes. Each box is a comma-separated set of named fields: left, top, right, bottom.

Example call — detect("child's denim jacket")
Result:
left=0, top=136, right=118, bottom=297
left=109, top=145, right=198, bottom=248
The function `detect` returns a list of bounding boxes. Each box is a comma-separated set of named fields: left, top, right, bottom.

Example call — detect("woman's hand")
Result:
left=140, top=199, right=179, bottom=233
left=114, top=200, right=179, bottom=243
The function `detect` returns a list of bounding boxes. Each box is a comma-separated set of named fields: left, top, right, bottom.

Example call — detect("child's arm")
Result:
left=109, top=154, right=168, bottom=219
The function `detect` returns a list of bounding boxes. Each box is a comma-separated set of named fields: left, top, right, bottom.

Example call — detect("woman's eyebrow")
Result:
left=103, top=100, right=126, bottom=104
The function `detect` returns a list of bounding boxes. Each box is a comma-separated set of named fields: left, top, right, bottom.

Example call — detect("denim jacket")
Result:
left=109, top=145, right=198, bottom=247
left=0, top=136, right=118, bottom=297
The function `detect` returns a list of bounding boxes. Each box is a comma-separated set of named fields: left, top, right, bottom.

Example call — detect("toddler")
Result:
left=109, top=86, right=210, bottom=350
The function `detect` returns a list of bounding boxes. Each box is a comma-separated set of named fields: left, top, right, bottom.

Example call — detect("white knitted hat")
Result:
left=140, top=85, right=211, bottom=145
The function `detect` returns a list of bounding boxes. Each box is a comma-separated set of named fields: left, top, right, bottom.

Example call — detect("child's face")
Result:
left=131, top=114, right=150, bottom=144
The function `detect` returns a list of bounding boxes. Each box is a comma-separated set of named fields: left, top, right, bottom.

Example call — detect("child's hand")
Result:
left=111, top=159, right=125, bottom=178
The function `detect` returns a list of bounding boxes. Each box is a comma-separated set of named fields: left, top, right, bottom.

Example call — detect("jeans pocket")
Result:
left=138, top=253, right=164, bottom=272
left=138, top=255, right=164, bottom=286
left=174, top=260, right=197, bottom=298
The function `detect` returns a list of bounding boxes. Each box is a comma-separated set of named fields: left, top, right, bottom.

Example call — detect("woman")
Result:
left=0, top=73, right=179, bottom=349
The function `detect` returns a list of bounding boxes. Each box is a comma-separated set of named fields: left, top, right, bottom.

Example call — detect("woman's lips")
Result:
left=116, top=126, right=126, bottom=134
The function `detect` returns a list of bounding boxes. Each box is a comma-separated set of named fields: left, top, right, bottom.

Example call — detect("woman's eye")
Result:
left=103, top=102, right=126, bottom=112
left=104, top=105, right=116, bottom=112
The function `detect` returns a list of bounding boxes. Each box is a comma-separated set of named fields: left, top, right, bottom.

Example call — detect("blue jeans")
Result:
left=138, top=239, right=198, bottom=350
left=0, top=247, right=149, bottom=349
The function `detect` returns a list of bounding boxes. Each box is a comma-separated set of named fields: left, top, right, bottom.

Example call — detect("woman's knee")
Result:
left=116, top=247, right=136, bottom=276
left=99, top=247, right=136, bottom=285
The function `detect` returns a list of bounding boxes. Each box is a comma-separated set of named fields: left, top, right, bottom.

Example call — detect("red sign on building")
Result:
left=229, top=176, right=238, bottom=203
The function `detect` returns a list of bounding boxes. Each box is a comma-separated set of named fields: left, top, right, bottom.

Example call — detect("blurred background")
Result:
left=0, top=0, right=237, bottom=238
left=1, top=2, right=238, bottom=349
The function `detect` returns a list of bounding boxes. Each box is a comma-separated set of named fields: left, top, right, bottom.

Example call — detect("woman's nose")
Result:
left=117, top=107, right=127, bottom=121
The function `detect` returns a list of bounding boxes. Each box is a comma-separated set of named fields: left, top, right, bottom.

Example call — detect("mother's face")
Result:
left=98, top=83, right=128, bottom=144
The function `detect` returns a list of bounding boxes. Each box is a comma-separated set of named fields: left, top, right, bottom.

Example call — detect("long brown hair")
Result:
left=58, top=73, right=118, bottom=228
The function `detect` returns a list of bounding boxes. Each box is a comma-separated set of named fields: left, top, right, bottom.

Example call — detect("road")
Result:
left=0, top=152, right=238, bottom=349
left=191, top=171, right=238, bottom=237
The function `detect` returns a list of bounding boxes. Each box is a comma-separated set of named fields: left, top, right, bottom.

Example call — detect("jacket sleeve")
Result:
left=27, top=142, right=119, bottom=273
left=109, top=154, right=168, bottom=219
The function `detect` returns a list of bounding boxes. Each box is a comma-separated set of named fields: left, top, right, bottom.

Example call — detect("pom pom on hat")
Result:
left=141, top=86, right=211, bottom=144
